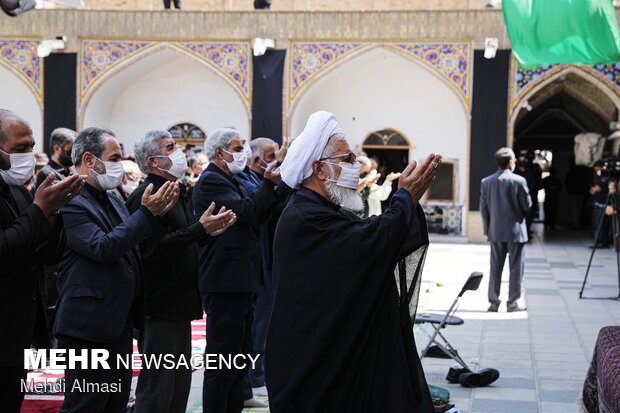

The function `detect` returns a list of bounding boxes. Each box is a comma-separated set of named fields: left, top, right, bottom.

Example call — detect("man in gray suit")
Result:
left=480, top=147, right=532, bottom=312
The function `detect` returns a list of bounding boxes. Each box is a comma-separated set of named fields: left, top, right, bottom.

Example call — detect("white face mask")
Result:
left=0, top=148, right=35, bottom=186
left=121, top=181, right=138, bottom=195
left=92, top=157, right=124, bottom=190
left=325, top=161, right=361, bottom=190
left=223, top=149, right=248, bottom=175
left=155, top=149, right=188, bottom=180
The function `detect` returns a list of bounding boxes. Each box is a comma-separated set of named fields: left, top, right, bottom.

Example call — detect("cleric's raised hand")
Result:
left=398, top=154, right=443, bottom=203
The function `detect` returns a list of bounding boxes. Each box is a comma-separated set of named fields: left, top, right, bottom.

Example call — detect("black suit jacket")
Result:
left=192, top=163, right=277, bottom=294
left=34, top=159, right=73, bottom=191
left=53, top=186, right=163, bottom=344
left=126, top=174, right=204, bottom=322
left=244, top=170, right=293, bottom=283
left=0, top=179, right=63, bottom=365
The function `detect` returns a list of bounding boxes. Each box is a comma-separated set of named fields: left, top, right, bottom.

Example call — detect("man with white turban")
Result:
left=266, top=111, right=441, bottom=413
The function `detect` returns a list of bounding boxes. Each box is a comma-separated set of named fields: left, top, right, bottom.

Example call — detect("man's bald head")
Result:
left=0, top=109, right=31, bottom=145
left=0, top=109, right=35, bottom=172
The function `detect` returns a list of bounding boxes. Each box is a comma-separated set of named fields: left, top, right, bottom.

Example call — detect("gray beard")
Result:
left=325, top=180, right=364, bottom=212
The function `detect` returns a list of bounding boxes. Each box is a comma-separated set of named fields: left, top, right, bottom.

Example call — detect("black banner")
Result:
left=251, top=50, right=286, bottom=144
left=469, top=50, right=511, bottom=211
left=43, top=53, right=77, bottom=154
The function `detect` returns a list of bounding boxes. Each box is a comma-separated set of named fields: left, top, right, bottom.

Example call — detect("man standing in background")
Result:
left=480, top=147, right=531, bottom=313
left=35, top=128, right=77, bottom=189
left=33, top=127, right=78, bottom=330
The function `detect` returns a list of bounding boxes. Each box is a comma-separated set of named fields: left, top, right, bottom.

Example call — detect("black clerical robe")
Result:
left=266, top=187, right=433, bottom=413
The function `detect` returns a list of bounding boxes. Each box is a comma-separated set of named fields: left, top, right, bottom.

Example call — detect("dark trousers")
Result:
left=249, top=279, right=274, bottom=388
left=0, top=363, right=27, bottom=413
left=58, top=329, right=132, bottom=413
left=544, top=196, right=559, bottom=228
left=202, top=292, right=255, bottom=413
left=134, top=318, right=192, bottom=413
left=569, top=194, right=584, bottom=228
left=241, top=279, right=274, bottom=398
left=489, top=241, right=525, bottom=307
left=163, top=0, right=181, bottom=9
left=593, top=203, right=611, bottom=246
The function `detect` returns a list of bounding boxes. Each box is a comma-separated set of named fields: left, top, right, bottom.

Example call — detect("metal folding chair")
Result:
left=414, top=271, right=483, bottom=371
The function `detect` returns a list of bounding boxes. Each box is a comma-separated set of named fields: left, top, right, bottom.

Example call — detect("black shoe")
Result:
left=446, top=366, right=471, bottom=383
left=458, top=368, right=500, bottom=387
left=507, top=303, right=527, bottom=312
left=487, top=303, right=499, bottom=312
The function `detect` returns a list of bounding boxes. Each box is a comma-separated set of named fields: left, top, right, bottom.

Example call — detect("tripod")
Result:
left=579, top=189, right=620, bottom=300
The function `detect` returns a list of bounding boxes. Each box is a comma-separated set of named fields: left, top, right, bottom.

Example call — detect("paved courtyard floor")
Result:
left=187, top=225, right=620, bottom=413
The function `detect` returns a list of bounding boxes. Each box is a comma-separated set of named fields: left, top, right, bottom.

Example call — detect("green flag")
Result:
left=503, top=0, right=620, bottom=69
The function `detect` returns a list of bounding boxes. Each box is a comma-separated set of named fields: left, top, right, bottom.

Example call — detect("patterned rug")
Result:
left=21, top=315, right=207, bottom=413
left=186, top=396, right=270, bottom=413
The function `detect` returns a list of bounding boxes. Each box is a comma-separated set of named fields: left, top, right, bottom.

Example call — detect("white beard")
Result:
left=325, top=180, right=364, bottom=212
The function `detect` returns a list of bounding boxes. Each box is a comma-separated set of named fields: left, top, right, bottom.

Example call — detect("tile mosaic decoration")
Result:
left=508, top=57, right=620, bottom=117
left=392, top=42, right=471, bottom=107
left=80, top=40, right=251, bottom=104
left=0, top=38, right=42, bottom=101
left=289, top=41, right=472, bottom=110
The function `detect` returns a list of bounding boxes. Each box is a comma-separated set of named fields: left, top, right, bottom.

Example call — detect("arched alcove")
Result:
left=0, top=63, right=43, bottom=148
left=289, top=47, right=469, bottom=205
left=80, top=46, right=250, bottom=151
left=512, top=70, right=618, bottom=227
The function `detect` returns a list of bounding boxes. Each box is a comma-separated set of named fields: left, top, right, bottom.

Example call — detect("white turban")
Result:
left=280, top=111, right=344, bottom=189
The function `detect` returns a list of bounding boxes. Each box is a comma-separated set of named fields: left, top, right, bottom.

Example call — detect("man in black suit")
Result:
left=34, top=127, right=78, bottom=333
left=193, top=128, right=281, bottom=413
left=0, top=109, right=85, bottom=413
left=127, top=130, right=236, bottom=413
left=53, top=127, right=179, bottom=413
left=243, top=138, right=292, bottom=395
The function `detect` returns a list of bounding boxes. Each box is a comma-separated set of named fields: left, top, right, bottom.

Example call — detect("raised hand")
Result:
left=264, top=161, right=282, bottom=184
left=141, top=181, right=179, bottom=216
left=368, top=171, right=381, bottom=185
left=188, top=174, right=199, bottom=188
left=386, top=172, right=401, bottom=182
left=275, top=137, right=292, bottom=162
left=398, top=154, right=443, bottom=203
left=159, top=182, right=180, bottom=216
left=34, top=173, right=86, bottom=216
left=199, top=202, right=237, bottom=236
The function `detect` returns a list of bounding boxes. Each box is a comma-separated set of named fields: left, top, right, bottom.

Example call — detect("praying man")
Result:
left=265, top=111, right=441, bottom=413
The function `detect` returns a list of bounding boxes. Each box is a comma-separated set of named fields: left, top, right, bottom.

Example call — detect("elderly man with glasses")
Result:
left=266, top=111, right=442, bottom=413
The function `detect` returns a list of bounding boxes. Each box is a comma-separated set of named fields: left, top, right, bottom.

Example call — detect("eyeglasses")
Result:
left=319, top=152, right=357, bottom=164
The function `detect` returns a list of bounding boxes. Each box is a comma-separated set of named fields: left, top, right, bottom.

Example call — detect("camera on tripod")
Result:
left=600, top=157, right=620, bottom=179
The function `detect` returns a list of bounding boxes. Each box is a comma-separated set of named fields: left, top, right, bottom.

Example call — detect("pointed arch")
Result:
left=508, top=66, right=620, bottom=147
left=0, top=58, right=42, bottom=111
left=78, top=42, right=251, bottom=127
left=286, top=41, right=472, bottom=132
